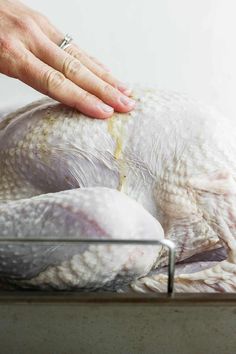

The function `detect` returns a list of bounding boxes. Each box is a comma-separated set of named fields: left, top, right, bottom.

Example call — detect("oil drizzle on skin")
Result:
left=107, top=113, right=129, bottom=191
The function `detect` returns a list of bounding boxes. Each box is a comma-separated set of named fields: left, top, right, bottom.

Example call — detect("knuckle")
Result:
left=63, top=57, right=82, bottom=77
left=16, top=51, right=31, bottom=74
left=14, top=15, right=34, bottom=32
left=44, top=70, right=66, bottom=92
left=100, top=71, right=117, bottom=88
left=100, top=71, right=111, bottom=82
left=65, top=46, right=75, bottom=56
left=0, top=36, right=14, bottom=55
left=66, top=47, right=84, bottom=61
left=103, top=83, right=114, bottom=97
left=80, top=90, right=91, bottom=104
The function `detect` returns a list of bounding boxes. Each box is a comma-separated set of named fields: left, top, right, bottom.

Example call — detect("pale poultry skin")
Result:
left=0, top=88, right=236, bottom=292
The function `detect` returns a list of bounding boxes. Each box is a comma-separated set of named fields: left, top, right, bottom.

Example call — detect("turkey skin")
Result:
left=0, top=88, right=236, bottom=292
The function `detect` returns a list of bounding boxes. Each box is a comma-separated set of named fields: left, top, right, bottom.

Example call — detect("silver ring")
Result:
left=59, top=34, right=73, bottom=50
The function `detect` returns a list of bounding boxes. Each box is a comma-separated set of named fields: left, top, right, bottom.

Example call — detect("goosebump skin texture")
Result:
left=1, top=88, right=236, bottom=292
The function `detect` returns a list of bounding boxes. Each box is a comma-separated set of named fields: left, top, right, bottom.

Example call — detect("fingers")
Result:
left=34, top=35, right=135, bottom=113
left=0, top=3, right=135, bottom=119
left=66, top=44, right=132, bottom=96
left=16, top=48, right=115, bottom=119
left=33, top=16, right=132, bottom=95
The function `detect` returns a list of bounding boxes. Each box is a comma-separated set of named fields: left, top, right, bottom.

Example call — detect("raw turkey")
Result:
left=0, top=88, right=236, bottom=292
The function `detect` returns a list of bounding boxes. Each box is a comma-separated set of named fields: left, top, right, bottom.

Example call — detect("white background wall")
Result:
left=1, top=0, right=236, bottom=119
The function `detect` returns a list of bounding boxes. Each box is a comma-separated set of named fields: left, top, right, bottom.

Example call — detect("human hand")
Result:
left=0, top=0, right=135, bottom=118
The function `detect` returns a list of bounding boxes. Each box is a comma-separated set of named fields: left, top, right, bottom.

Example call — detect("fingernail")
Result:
left=118, top=83, right=132, bottom=95
left=99, top=103, right=114, bottom=113
left=119, top=96, right=136, bottom=107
